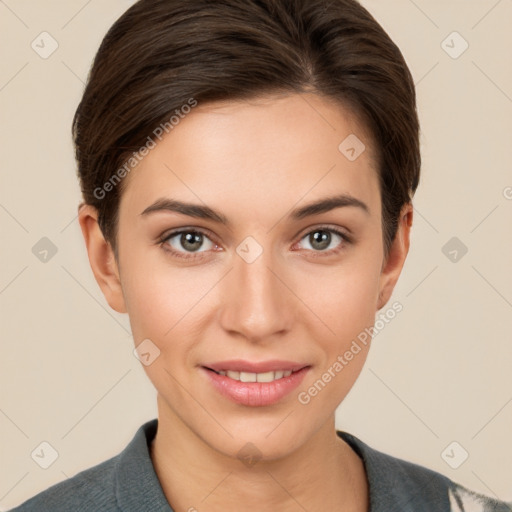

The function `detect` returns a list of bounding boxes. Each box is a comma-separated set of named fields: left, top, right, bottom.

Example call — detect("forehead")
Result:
left=119, top=93, right=381, bottom=220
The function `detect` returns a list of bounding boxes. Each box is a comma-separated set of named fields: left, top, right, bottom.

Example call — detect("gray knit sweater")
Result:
left=9, top=419, right=511, bottom=511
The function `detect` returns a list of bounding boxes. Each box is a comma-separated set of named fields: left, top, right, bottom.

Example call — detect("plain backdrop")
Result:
left=1, top=0, right=511, bottom=509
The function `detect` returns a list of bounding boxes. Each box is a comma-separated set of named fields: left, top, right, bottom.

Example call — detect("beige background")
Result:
left=1, top=0, right=511, bottom=509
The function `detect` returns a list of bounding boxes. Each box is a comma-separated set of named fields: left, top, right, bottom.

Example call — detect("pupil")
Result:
left=182, top=232, right=202, bottom=252
left=311, top=230, right=330, bottom=251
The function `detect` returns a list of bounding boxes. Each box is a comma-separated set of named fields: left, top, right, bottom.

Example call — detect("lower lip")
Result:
left=202, top=367, right=310, bottom=407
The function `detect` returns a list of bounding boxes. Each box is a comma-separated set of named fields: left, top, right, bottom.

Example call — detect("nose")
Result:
left=218, top=243, right=294, bottom=343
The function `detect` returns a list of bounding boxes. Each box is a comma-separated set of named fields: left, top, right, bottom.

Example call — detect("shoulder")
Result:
left=8, top=419, right=170, bottom=512
left=337, top=431, right=512, bottom=512
left=8, top=455, right=120, bottom=512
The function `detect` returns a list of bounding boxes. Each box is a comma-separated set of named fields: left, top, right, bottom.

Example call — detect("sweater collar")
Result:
left=114, top=418, right=451, bottom=512
left=115, top=419, right=173, bottom=511
left=337, top=430, right=451, bottom=511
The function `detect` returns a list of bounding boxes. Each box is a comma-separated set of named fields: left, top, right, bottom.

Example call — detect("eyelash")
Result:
left=158, top=226, right=352, bottom=261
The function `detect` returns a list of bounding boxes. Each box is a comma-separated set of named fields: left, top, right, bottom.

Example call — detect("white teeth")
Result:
left=240, top=372, right=257, bottom=382
left=256, top=371, right=274, bottom=383
left=217, top=369, right=295, bottom=382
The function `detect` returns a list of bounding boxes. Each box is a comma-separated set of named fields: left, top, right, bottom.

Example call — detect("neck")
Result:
left=150, top=395, right=369, bottom=512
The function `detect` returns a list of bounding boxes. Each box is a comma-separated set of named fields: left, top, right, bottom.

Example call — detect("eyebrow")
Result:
left=140, top=193, right=370, bottom=225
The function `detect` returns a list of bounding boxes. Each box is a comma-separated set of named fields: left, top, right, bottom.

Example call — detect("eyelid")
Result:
left=295, top=224, right=353, bottom=244
left=159, top=226, right=217, bottom=245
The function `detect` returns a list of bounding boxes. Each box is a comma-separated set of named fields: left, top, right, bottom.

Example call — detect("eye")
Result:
left=296, top=227, right=351, bottom=255
left=159, top=226, right=352, bottom=261
left=161, top=229, right=218, bottom=259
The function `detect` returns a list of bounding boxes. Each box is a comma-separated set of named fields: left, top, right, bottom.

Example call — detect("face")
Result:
left=82, top=92, right=411, bottom=461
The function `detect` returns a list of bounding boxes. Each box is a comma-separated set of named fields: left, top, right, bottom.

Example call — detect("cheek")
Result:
left=122, top=267, right=203, bottom=395
left=296, top=255, right=382, bottom=341
left=123, top=271, right=186, bottom=341
left=291, top=248, right=381, bottom=406
left=294, top=264, right=379, bottom=412
left=121, top=253, right=220, bottom=347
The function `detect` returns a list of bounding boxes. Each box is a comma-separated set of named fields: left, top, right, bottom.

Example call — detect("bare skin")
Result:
left=79, top=92, right=412, bottom=511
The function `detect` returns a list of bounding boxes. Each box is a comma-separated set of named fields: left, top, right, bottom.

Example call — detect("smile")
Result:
left=202, top=362, right=310, bottom=406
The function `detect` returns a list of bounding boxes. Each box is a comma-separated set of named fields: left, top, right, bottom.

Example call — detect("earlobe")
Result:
left=377, top=203, right=413, bottom=310
left=77, top=204, right=127, bottom=314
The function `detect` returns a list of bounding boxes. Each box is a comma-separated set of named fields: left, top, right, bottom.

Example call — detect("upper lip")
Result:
left=203, top=359, right=309, bottom=373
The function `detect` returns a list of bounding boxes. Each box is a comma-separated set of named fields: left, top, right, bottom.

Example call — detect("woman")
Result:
left=10, top=0, right=511, bottom=510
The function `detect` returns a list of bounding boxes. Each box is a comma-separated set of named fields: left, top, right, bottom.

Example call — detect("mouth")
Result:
left=201, top=360, right=311, bottom=406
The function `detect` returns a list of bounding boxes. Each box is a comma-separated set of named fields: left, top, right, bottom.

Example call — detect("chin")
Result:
left=199, top=414, right=318, bottom=464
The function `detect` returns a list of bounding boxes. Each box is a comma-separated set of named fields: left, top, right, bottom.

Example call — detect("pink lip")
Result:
left=204, top=359, right=307, bottom=373
left=201, top=362, right=310, bottom=407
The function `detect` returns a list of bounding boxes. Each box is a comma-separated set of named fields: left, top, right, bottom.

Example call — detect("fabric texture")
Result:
left=9, top=419, right=511, bottom=511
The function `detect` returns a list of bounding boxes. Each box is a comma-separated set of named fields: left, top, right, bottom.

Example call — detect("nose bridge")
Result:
left=219, top=238, right=292, bottom=341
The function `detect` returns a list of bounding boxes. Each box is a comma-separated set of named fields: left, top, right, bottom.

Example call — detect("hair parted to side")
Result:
left=72, top=0, right=420, bottom=257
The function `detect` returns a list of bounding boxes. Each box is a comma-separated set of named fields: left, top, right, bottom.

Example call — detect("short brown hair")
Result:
left=72, top=0, right=420, bottom=256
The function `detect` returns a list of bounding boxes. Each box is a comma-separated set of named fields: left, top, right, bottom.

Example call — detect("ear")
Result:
left=78, top=204, right=127, bottom=314
left=377, top=203, right=413, bottom=310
